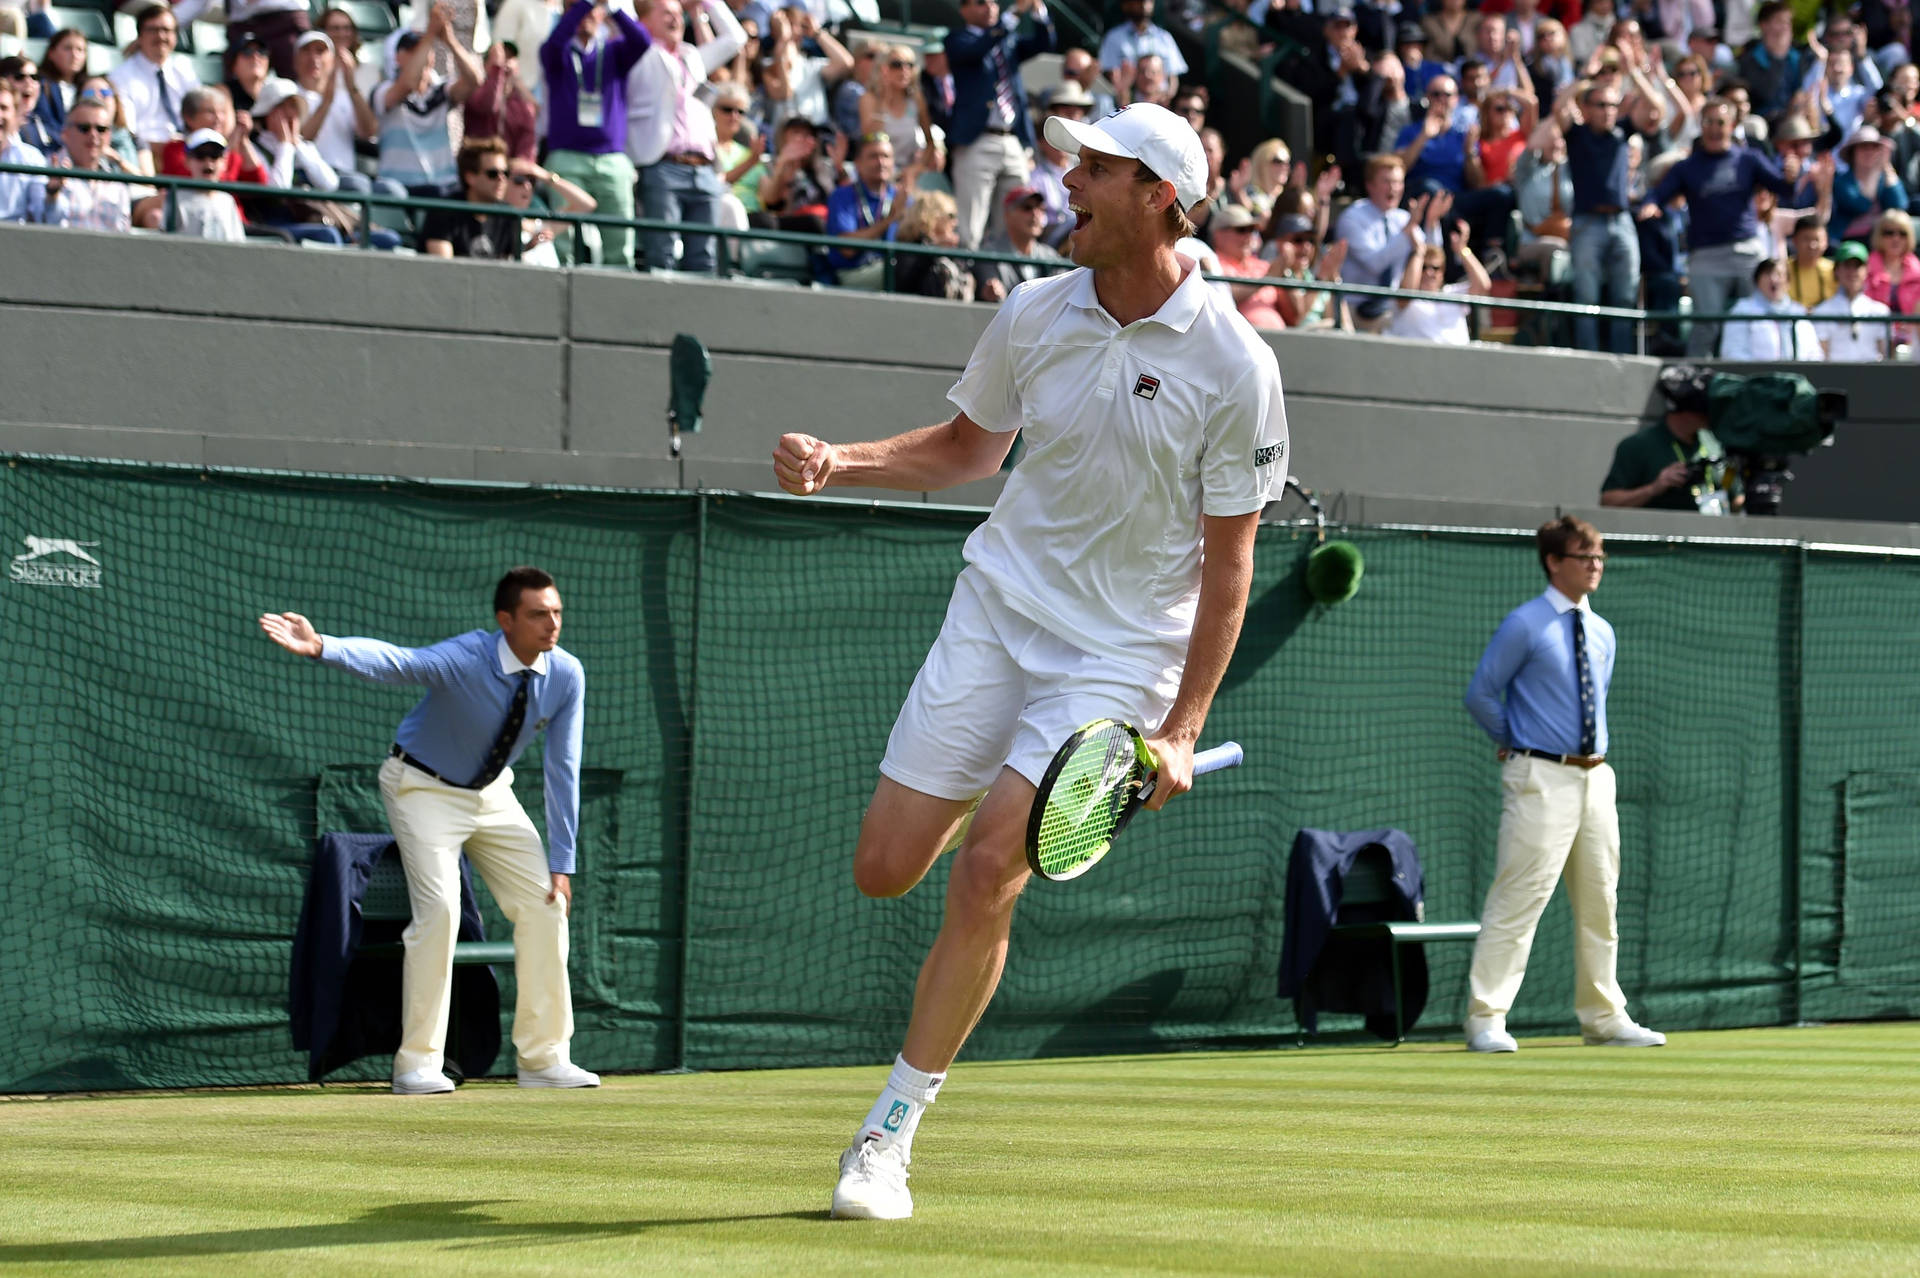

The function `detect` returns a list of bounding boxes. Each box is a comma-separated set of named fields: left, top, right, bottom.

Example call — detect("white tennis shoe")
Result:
left=1467, top=1028, right=1519, bottom=1053
left=831, top=1138, right=912, bottom=1220
left=392, top=1067, right=457, bottom=1095
left=517, top=1062, right=601, bottom=1088
left=1584, top=1023, right=1667, bottom=1048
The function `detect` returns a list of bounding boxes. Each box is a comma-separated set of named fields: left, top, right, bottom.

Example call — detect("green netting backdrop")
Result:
left=1, top=457, right=1915, bottom=1092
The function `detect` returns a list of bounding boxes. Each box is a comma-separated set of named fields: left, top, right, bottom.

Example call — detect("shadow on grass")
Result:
left=0, top=1200, right=831, bottom=1263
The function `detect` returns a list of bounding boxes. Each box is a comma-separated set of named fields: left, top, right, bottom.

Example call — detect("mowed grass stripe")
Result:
left=1, top=1024, right=1916, bottom=1276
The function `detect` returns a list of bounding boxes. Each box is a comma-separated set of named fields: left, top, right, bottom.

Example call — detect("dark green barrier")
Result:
left=0, top=457, right=1913, bottom=1091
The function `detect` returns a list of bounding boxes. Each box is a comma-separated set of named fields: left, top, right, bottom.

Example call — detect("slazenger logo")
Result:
left=9, top=536, right=104, bottom=589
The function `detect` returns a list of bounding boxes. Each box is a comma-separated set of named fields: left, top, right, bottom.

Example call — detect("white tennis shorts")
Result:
left=879, top=566, right=1181, bottom=801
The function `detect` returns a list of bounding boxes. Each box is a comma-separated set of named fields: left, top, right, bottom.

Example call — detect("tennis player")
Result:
left=258, top=566, right=599, bottom=1095
left=773, top=103, right=1289, bottom=1220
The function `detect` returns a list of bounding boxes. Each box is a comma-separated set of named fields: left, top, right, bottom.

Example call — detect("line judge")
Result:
left=1461, top=517, right=1664, bottom=1054
left=260, top=566, right=598, bottom=1094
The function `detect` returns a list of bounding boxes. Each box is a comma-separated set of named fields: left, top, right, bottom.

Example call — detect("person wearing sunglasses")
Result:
left=1865, top=207, right=1920, bottom=346
left=1, top=56, right=58, bottom=152
left=41, top=98, right=135, bottom=232
left=421, top=134, right=523, bottom=258
left=502, top=153, right=597, bottom=266
left=170, top=127, right=248, bottom=240
left=1463, top=516, right=1666, bottom=1056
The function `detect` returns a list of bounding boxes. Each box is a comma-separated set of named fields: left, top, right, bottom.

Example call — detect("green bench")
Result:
left=1326, top=849, right=1482, bottom=1045
left=355, top=846, right=516, bottom=969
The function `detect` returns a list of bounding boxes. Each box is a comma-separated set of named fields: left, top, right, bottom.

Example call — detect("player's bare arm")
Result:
left=1141, top=510, right=1260, bottom=810
left=773, top=412, right=1014, bottom=495
left=259, top=611, right=324, bottom=658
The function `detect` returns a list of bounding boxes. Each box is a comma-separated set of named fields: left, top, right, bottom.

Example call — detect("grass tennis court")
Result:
left=4, top=1023, right=1917, bottom=1277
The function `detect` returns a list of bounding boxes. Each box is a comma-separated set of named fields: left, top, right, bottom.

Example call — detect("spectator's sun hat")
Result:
left=1835, top=240, right=1871, bottom=264
left=231, top=32, right=269, bottom=57
left=1322, top=0, right=1357, bottom=23
left=1043, top=103, right=1209, bottom=212
left=1214, top=204, right=1258, bottom=229
left=1395, top=21, right=1426, bottom=46
left=251, top=76, right=305, bottom=120
left=186, top=126, right=227, bottom=155
left=295, top=30, right=333, bottom=53
left=1003, top=184, right=1045, bottom=208
left=1045, top=81, right=1095, bottom=110
left=1270, top=211, right=1315, bottom=237
left=1840, top=123, right=1891, bottom=166
left=1773, top=114, right=1817, bottom=143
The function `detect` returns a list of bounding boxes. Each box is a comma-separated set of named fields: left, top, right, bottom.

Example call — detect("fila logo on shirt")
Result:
left=1133, top=375, right=1160, bottom=401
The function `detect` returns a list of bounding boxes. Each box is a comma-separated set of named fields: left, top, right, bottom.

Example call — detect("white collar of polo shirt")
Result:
left=496, top=632, right=552, bottom=677
left=1065, top=256, right=1209, bottom=331
left=1544, top=585, right=1591, bottom=614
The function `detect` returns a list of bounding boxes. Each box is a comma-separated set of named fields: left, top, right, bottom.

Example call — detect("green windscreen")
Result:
left=0, top=457, right=1915, bottom=1092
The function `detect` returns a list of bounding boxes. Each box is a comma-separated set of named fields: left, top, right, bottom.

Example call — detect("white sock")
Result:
left=855, top=1055, right=946, bottom=1153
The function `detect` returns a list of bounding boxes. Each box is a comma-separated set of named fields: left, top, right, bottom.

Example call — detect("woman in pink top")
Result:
left=1209, top=206, right=1287, bottom=329
left=1864, top=209, right=1920, bottom=344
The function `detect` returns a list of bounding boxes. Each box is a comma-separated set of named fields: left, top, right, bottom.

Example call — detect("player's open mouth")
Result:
left=1069, top=203, right=1091, bottom=231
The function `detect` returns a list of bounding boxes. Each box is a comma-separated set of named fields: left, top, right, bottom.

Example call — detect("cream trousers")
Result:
left=378, top=754, right=573, bottom=1076
left=1465, top=754, right=1631, bottom=1037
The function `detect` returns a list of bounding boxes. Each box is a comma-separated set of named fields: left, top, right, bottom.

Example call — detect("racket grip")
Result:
left=1193, top=742, right=1244, bottom=776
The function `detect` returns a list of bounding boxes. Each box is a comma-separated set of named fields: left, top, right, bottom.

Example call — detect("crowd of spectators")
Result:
left=0, top=0, right=1916, bottom=356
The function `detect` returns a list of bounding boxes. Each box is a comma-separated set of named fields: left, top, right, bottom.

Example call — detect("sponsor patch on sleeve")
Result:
left=1254, top=441, right=1286, bottom=469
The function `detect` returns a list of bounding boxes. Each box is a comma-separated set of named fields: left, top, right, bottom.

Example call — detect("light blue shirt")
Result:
left=1334, top=197, right=1414, bottom=288
left=1465, top=587, right=1615, bottom=756
left=1, top=138, right=49, bottom=223
left=320, top=629, right=586, bottom=872
left=1098, top=23, right=1188, bottom=78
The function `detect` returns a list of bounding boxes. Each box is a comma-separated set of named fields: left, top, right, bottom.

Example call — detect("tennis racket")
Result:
left=1025, top=719, right=1244, bottom=883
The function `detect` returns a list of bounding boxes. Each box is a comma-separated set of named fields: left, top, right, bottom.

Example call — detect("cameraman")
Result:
left=1599, top=366, right=1742, bottom=514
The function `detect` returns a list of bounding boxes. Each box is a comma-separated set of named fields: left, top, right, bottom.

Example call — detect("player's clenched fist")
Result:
left=774, top=433, right=837, bottom=495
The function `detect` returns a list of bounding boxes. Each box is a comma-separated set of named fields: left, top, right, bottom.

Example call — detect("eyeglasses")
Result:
left=1560, top=552, right=1608, bottom=563
left=1883, top=229, right=1912, bottom=239
left=479, top=166, right=510, bottom=178
left=1590, top=98, right=1622, bottom=108
left=715, top=104, right=745, bottom=114
left=1429, top=88, right=1457, bottom=98
left=191, top=147, right=226, bottom=159
left=69, top=122, right=111, bottom=135
left=1285, top=235, right=1316, bottom=245
left=1676, top=65, right=1701, bottom=77
left=10, top=70, right=39, bottom=82
left=888, top=59, right=915, bottom=68
left=145, top=24, right=178, bottom=35
left=510, top=174, right=535, bottom=186
left=80, top=86, right=113, bottom=100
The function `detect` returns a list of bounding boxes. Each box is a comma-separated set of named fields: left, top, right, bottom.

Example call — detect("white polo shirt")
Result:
left=949, top=260, right=1289, bottom=677
left=1811, top=290, right=1892, bottom=362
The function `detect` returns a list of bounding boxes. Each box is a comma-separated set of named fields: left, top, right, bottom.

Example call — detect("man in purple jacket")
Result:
left=542, top=0, right=652, bottom=267
left=1643, top=96, right=1797, bottom=356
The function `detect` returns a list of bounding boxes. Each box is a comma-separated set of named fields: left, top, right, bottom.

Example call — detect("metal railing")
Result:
left=6, top=159, right=1919, bottom=360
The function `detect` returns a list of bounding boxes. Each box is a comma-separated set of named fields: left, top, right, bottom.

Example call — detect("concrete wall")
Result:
left=1, top=223, right=1913, bottom=544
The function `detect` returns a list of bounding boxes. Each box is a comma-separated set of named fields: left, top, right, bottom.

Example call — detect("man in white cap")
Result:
left=771, top=102, right=1290, bottom=1222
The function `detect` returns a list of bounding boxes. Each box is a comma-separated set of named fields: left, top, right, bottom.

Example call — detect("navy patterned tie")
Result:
left=1571, top=609, right=1597, bottom=756
left=469, top=670, right=531, bottom=789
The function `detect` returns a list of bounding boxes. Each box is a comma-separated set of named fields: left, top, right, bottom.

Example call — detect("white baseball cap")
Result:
left=251, top=77, right=306, bottom=120
left=185, top=127, right=228, bottom=152
left=1043, top=103, right=1208, bottom=213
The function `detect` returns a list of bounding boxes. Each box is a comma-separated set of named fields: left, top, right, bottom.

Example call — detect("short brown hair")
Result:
left=494, top=565, right=556, bottom=616
left=1133, top=160, right=1197, bottom=240
left=1537, top=516, right=1601, bottom=576
left=1364, top=152, right=1404, bottom=184
left=457, top=134, right=509, bottom=177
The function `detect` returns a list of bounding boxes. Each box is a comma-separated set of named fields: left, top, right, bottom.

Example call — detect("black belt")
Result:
left=1516, top=747, right=1607, bottom=769
left=981, top=126, right=1017, bottom=136
left=392, top=743, right=477, bottom=789
left=1584, top=206, right=1625, bottom=216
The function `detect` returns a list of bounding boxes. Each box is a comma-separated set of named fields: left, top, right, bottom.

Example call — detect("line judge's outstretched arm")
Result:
left=772, top=412, right=1016, bottom=494
left=257, top=610, right=462, bottom=689
left=1141, top=510, right=1259, bottom=811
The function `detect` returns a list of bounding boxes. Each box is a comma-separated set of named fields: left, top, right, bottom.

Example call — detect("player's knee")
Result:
left=946, top=841, right=1027, bottom=919
left=852, top=840, right=920, bottom=899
